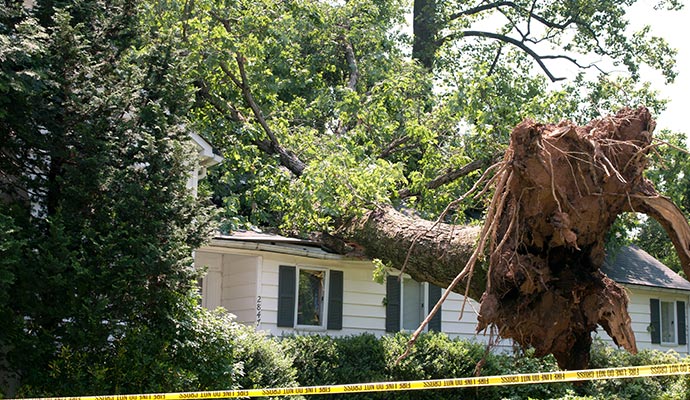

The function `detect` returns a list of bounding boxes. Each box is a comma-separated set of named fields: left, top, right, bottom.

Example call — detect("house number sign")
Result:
left=256, top=295, right=262, bottom=326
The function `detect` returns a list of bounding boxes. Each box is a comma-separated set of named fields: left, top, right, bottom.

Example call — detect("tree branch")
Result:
left=446, top=1, right=575, bottom=31
left=539, top=54, right=608, bottom=75
left=207, top=11, right=306, bottom=176
left=398, top=157, right=491, bottom=199
left=341, top=36, right=359, bottom=90
left=195, top=80, right=246, bottom=123
left=219, top=56, right=280, bottom=146
left=438, top=30, right=566, bottom=82
left=217, top=55, right=306, bottom=176
left=443, top=1, right=615, bottom=78
left=488, top=45, right=503, bottom=76
left=378, top=136, right=412, bottom=159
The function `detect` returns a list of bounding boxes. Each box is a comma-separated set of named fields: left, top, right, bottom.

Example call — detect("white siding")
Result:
left=594, top=284, right=690, bottom=355
left=198, top=244, right=690, bottom=358
left=195, top=251, right=223, bottom=310
left=441, top=292, right=496, bottom=345
left=221, top=254, right=259, bottom=324
left=196, top=249, right=259, bottom=323
left=258, top=253, right=387, bottom=336
left=254, top=252, right=504, bottom=348
left=198, top=244, right=508, bottom=349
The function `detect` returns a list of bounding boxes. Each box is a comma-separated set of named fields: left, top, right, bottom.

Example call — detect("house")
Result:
left=187, top=132, right=223, bottom=196
left=195, top=235, right=690, bottom=355
left=598, top=245, right=690, bottom=353
left=195, top=232, right=503, bottom=348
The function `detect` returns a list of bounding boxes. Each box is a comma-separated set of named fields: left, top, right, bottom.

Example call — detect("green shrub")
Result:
left=574, top=338, right=690, bottom=400
left=282, top=333, right=386, bottom=400
left=16, top=306, right=298, bottom=398
left=380, top=332, right=485, bottom=399
left=476, top=347, right=571, bottom=400
left=17, top=323, right=690, bottom=400
left=232, top=323, right=298, bottom=392
left=334, top=333, right=388, bottom=385
left=284, top=333, right=690, bottom=400
left=284, top=331, right=489, bottom=400
left=282, top=334, right=341, bottom=386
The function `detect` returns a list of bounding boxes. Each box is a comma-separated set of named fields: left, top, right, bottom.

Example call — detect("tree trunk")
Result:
left=339, top=206, right=485, bottom=300
left=412, top=0, right=439, bottom=70
left=335, top=107, right=690, bottom=370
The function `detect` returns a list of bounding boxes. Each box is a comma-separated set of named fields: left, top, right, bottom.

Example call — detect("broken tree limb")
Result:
left=630, top=194, right=690, bottom=277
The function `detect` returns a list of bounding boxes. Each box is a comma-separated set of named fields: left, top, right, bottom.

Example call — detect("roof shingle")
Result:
left=602, top=245, right=690, bottom=291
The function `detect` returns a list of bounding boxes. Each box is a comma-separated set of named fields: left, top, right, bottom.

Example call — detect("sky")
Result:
left=627, top=2, right=689, bottom=136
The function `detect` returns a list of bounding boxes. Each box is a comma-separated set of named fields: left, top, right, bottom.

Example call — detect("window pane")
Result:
left=402, top=279, right=422, bottom=331
left=297, top=269, right=324, bottom=326
left=661, top=301, right=676, bottom=343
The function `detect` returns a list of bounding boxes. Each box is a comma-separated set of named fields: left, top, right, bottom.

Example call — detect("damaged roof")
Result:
left=210, top=231, right=343, bottom=258
left=215, top=233, right=690, bottom=291
left=602, top=245, right=690, bottom=291
left=215, top=230, right=321, bottom=247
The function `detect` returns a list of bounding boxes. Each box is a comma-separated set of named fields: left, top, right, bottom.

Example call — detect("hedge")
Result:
left=281, top=333, right=690, bottom=400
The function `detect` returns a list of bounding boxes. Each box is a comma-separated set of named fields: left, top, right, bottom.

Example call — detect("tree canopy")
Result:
left=173, top=0, right=680, bottom=234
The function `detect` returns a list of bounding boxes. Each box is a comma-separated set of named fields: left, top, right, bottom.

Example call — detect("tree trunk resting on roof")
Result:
left=332, top=107, right=690, bottom=370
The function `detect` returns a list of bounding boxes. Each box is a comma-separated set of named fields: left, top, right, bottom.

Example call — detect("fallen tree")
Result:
left=184, top=0, right=687, bottom=371
left=333, top=107, right=690, bottom=369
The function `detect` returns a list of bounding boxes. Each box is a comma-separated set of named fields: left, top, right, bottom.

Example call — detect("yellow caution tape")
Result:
left=13, top=362, right=690, bottom=399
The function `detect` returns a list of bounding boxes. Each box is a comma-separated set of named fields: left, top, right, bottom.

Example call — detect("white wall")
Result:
left=440, top=292, right=504, bottom=348
left=221, top=254, right=259, bottom=324
left=219, top=248, right=499, bottom=345
left=594, top=284, right=690, bottom=355
left=257, top=253, right=387, bottom=336
left=196, top=251, right=223, bottom=310
left=195, top=250, right=259, bottom=324
left=197, top=244, right=505, bottom=350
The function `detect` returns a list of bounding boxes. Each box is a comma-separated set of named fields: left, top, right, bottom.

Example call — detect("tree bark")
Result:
left=338, top=206, right=485, bottom=300
left=412, top=0, right=439, bottom=70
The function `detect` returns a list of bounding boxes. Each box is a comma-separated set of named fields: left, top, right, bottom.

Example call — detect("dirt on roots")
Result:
left=476, top=107, right=690, bottom=370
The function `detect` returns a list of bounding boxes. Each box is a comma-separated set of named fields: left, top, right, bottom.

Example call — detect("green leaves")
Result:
left=180, top=0, right=682, bottom=236
left=283, top=156, right=406, bottom=233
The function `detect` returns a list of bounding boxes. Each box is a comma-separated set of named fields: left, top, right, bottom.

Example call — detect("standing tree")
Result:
left=0, top=1, right=252, bottom=395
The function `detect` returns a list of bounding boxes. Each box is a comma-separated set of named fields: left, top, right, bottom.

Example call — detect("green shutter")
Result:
left=677, top=301, right=687, bottom=346
left=386, top=275, right=401, bottom=332
left=650, top=298, right=661, bottom=344
left=427, top=284, right=442, bottom=332
left=327, top=270, right=344, bottom=330
left=277, top=265, right=296, bottom=327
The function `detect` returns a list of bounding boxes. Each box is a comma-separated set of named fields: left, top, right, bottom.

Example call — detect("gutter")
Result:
left=204, top=238, right=357, bottom=261
left=621, top=282, right=690, bottom=295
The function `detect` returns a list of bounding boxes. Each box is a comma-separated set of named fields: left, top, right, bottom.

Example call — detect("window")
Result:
left=277, top=265, right=343, bottom=330
left=661, top=301, right=676, bottom=344
left=402, top=279, right=423, bottom=331
left=650, top=298, right=687, bottom=346
left=297, top=269, right=325, bottom=326
left=386, top=275, right=442, bottom=332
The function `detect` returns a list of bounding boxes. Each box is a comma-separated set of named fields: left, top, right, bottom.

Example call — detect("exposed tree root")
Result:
left=475, top=107, right=683, bottom=370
